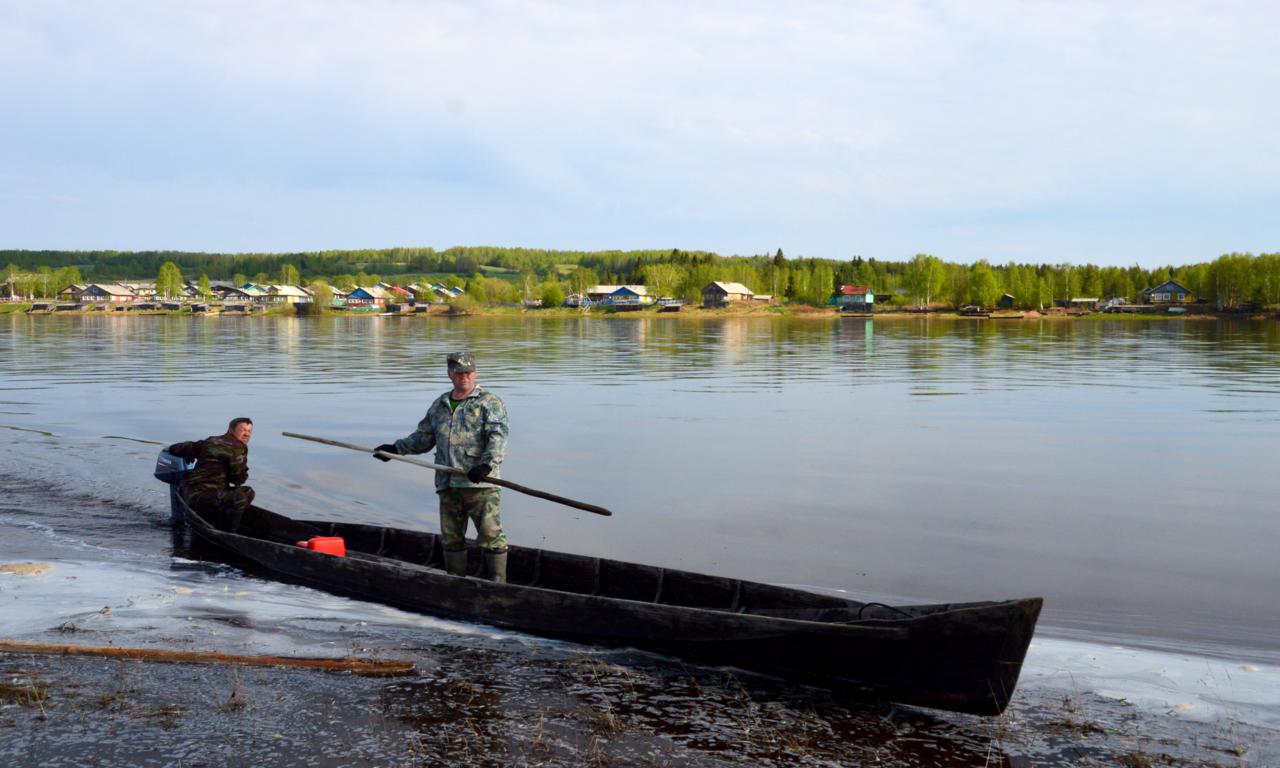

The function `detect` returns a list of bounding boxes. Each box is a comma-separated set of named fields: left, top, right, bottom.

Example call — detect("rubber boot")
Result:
left=445, top=548, right=468, bottom=578
left=484, top=549, right=508, bottom=584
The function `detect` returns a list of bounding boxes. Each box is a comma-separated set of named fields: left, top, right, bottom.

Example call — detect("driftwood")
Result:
left=283, top=431, right=613, bottom=517
left=0, top=640, right=415, bottom=677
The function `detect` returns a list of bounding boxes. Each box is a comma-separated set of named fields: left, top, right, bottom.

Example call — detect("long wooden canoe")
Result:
left=175, top=497, right=1041, bottom=716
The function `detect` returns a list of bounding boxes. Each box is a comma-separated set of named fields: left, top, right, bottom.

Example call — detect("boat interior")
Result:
left=228, top=506, right=967, bottom=623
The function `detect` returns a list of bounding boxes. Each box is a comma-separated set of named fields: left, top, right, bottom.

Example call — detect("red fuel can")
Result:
left=296, top=536, right=346, bottom=557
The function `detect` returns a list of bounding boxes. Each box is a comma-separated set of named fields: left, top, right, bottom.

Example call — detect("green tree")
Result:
left=906, top=254, right=945, bottom=307
left=968, top=261, right=1000, bottom=307
left=280, top=263, right=300, bottom=286
left=641, top=263, right=686, bottom=298
left=197, top=274, right=212, bottom=300
left=540, top=280, right=565, bottom=308
left=568, top=266, right=598, bottom=296
left=307, top=280, right=332, bottom=310
left=156, top=261, right=184, bottom=298
left=465, top=276, right=489, bottom=302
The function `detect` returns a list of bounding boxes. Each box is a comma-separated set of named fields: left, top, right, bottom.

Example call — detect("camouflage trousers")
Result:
left=438, top=488, right=505, bottom=552
left=186, top=486, right=255, bottom=532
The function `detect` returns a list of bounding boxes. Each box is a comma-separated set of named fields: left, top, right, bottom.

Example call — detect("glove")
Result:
left=466, top=463, right=492, bottom=483
left=373, top=443, right=400, bottom=462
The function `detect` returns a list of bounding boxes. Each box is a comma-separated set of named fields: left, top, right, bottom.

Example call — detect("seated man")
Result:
left=167, top=417, right=255, bottom=532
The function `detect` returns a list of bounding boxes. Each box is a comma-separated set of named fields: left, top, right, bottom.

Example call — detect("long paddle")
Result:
left=282, top=431, right=613, bottom=517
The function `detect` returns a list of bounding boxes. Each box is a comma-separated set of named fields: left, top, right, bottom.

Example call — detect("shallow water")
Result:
left=2, top=313, right=1279, bottom=764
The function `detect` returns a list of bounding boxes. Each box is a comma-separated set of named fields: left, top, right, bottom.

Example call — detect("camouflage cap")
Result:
left=446, top=351, right=476, bottom=373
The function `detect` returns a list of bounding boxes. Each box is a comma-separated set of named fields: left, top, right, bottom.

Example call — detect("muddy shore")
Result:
left=3, top=636, right=1270, bottom=767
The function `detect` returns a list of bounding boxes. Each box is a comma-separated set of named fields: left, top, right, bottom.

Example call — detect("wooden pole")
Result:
left=282, top=431, right=613, bottom=517
left=0, top=640, right=415, bottom=677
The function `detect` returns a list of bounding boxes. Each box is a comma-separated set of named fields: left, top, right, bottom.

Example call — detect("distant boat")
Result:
left=1167, top=306, right=1188, bottom=315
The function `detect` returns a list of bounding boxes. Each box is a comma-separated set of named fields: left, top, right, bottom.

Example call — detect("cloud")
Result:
left=1, top=1, right=1277, bottom=264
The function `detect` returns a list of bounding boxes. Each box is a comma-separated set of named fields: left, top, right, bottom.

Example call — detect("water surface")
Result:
left=2, top=313, right=1278, bottom=764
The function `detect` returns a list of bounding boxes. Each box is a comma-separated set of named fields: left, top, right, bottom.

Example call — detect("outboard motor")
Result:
left=154, top=449, right=195, bottom=525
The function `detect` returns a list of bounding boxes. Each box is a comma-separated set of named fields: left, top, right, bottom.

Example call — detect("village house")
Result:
left=81, top=283, right=137, bottom=303
left=345, top=285, right=393, bottom=308
left=702, top=281, right=754, bottom=307
left=266, top=284, right=312, bottom=304
left=374, top=282, right=415, bottom=302
left=57, top=283, right=87, bottom=301
left=120, top=282, right=158, bottom=299
left=216, top=285, right=256, bottom=302
left=429, top=283, right=464, bottom=301
left=580, top=285, right=641, bottom=303
left=831, top=284, right=875, bottom=311
left=1142, top=280, right=1193, bottom=304
left=606, top=285, right=653, bottom=308
left=238, top=284, right=271, bottom=302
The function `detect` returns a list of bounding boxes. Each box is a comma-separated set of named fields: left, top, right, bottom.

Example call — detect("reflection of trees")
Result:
left=8, top=315, right=1280, bottom=400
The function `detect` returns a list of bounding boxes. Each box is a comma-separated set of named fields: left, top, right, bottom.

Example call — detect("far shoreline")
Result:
left=3, top=302, right=1275, bottom=322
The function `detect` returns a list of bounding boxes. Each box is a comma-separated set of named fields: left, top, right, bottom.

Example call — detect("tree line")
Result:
left=4, top=248, right=1279, bottom=309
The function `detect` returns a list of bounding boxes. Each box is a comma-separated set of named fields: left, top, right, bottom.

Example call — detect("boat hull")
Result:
left=181, top=501, right=1041, bottom=715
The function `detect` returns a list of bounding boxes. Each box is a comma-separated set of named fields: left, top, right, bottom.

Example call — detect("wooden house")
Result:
left=216, top=286, right=256, bottom=302
left=345, top=285, right=393, bottom=308
left=81, top=284, right=136, bottom=303
left=57, top=284, right=87, bottom=301
left=585, top=285, right=618, bottom=302
left=832, top=285, right=875, bottom=311
left=431, top=284, right=464, bottom=300
left=267, top=285, right=312, bottom=304
left=997, top=293, right=1016, bottom=309
left=702, top=281, right=754, bottom=307
left=607, top=285, right=652, bottom=309
left=1142, top=280, right=1193, bottom=304
left=238, top=284, right=270, bottom=302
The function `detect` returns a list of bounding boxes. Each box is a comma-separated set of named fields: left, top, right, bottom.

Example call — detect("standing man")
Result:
left=167, top=417, right=255, bottom=532
left=375, top=352, right=510, bottom=582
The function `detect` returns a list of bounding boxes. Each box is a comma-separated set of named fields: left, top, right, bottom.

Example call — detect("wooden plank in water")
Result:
left=0, top=640, right=415, bottom=677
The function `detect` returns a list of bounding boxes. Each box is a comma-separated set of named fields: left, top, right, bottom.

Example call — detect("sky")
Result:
left=1, top=1, right=1277, bottom=267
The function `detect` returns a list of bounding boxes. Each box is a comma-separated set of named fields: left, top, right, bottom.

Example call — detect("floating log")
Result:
left=0, top=640, right=415, bottom=677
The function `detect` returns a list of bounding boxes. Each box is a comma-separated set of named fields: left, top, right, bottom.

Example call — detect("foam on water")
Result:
left=1024, top=637, right=1280, bottom=730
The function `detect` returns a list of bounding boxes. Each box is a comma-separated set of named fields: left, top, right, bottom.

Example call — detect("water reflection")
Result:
left=3, top=314, right=1280, bottom=663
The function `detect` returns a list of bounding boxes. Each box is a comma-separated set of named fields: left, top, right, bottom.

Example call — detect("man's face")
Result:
left=231, top=422, right=254, bottom=444
left=448, top=369, right=477, bottom=392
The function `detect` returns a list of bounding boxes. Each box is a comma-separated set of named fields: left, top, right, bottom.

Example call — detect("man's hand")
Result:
left=373, top=443, right=400, bottom=462
left=467, top=463, right=492, bottom=483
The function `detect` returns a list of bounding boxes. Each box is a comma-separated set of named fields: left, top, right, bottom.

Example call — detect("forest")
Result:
left=3, top=247, right=1279, bottom=310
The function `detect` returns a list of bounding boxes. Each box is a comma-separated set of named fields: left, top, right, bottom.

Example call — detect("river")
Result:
left=2, top=313, right=1277, bottom=765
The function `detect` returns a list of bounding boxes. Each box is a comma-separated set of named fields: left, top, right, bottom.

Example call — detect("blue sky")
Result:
left=1, top=1, right=1276, bottom=267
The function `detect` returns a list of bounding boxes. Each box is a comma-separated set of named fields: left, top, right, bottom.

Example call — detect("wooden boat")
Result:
left=170, top=495, right=1041, bottom=716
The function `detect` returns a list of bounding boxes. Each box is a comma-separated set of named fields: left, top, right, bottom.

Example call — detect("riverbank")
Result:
left=4, top=300, right=1275, bottom=321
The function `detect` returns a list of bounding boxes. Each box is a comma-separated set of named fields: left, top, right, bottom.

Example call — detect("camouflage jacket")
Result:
left=167, top=434, right=250, bottom=498
left=394, top=386, right=508, bottom=491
